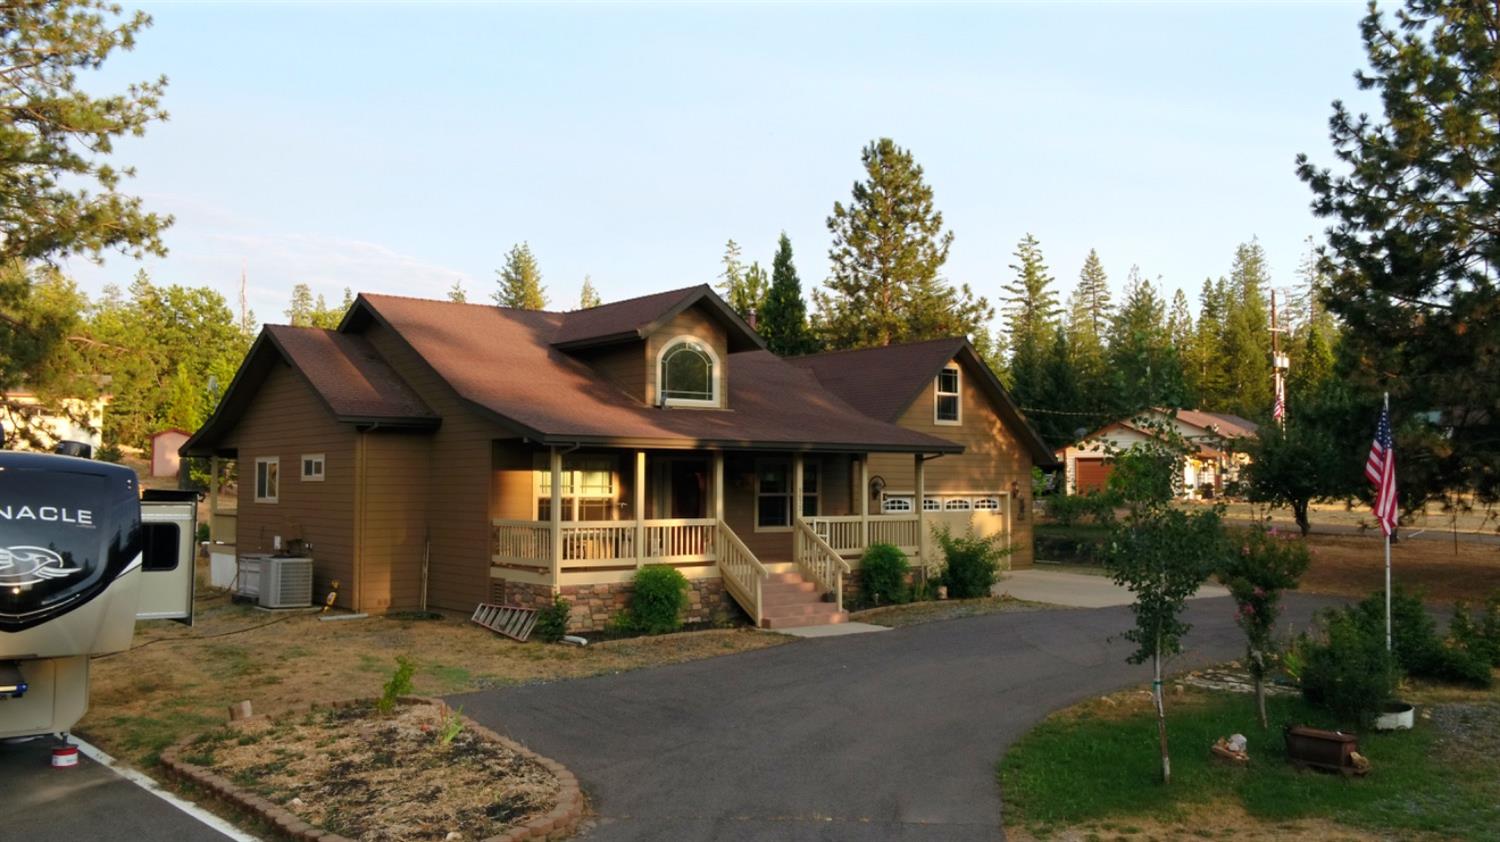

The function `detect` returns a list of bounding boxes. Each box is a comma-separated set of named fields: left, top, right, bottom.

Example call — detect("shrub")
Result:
left=377, top=656, right=416, bottom=715
left=937, top=527, right=1009, bottom=599
left=533, top=594, right=572, bottom=643
left=1352, top=588, right=1492, bottom=686
left=1299, top=609, right=1400, bottom=725
left=860, top=543, right=910, bottom=606
left=1041, top=491, right=1118, bottom=527
left=623, top=564, right=689, bottom=634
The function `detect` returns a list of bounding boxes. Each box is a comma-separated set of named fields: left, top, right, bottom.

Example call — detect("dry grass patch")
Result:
left=184, top=700, right=557, bottom=842
left=1298, top=533, right=1500, bottom=603
left=83, top=588, right=786, bottom=768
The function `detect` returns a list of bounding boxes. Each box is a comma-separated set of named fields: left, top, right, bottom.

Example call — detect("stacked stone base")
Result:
left=492, top=575, right=733, bottom=632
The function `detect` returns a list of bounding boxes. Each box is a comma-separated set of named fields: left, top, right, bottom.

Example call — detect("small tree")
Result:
left=1217, top=527, right=1310, bottom=728
left=1104, top=433, right=1227, bottom=784
left=493, top=242, right=547, bottom=309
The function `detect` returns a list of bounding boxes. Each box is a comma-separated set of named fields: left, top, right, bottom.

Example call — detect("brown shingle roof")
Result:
left=1173, top=409, right=1259, bottom=440
left=356, top=294, right=956, bottom=452
left=264, top=325, right=435, bottom=421
left=550, top=284, right=764, bottom=351
left=789, top=338, right=1059, bottom=466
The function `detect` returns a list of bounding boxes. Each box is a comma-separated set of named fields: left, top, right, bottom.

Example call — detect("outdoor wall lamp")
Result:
left=869, top=475, right=886, bottom=500
left=1011, top=480, right=1026, bottom=520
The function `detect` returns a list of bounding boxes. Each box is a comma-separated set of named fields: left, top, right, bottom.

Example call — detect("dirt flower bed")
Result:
left=180, top=700, right=562, bottom=841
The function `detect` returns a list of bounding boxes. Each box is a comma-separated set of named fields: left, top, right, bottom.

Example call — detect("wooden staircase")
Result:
left=759, top=562, right=849, bottom=629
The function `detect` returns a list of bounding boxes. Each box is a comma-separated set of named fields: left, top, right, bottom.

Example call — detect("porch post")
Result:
left=712, top=451, right=725, bottom=524
left=634, top=450, right=646, bottom=567
left=549, top=447, right=563, bottom=591
left=792, top=452, right=805, bottom=526
left=208, top=455, right=221, bottom=539
left=914, top=454, right=927, bottom=567
left=858, top=454, right=870, bottom=550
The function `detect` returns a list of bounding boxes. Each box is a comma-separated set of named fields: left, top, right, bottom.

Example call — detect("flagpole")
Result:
left=1384, top=391, right=1392, bottom=653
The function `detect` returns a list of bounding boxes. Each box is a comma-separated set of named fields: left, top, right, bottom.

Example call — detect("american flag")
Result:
left=1365, top=403, right=1398, bottom=537
left=1272, top=375, right=1285, bottom=422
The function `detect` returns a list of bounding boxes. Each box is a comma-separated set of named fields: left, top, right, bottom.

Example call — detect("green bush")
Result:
left=860, top=543, right=910, bottom=606
left=623, top=564, right=689, bottom=634
left=533, top=594, right=572, bottom=643
left=1041, top=491, right=1118, bottom=527
left=936, top=526, right=1009, bottom=599
left=1353, top=588, right=1492, bottom=686
left=1299, top=609, right=1400, bottom=725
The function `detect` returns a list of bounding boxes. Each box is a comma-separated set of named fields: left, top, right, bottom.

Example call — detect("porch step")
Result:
left=756, top=564, right=847, bottom=629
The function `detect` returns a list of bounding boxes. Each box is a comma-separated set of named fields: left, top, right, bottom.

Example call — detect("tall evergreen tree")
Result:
left=815, top=138, right=988, bottom=348
left=447, top=280, right=467, bottom=303
left=717, top=240, right=767, bottom=317
left=285, top=283, right=315, bottom=326
left=578, top=275, right=601, bottom=309
left=1073, top=249, right=1113, bottom=340
left=1220, top=240, right=1273, bottom=419
left=1036, top=325, right=1081, bottom=447
left=493, top=242, right=547, bottom=309
left=1065, top=250, right=1113, bottom=424
left=1001, top=234, right=1061, bottom=404
left=760, top=233, right=814, bottom=356
left=1108, top=268, right=1185, bottom=411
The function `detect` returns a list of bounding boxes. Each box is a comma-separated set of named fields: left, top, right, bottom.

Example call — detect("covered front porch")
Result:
left=487, top=444, right=939, bottom=626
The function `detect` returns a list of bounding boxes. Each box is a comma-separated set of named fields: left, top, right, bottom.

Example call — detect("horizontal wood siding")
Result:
left=362, top=321, right=507, bottom=611
left=223, top=362, right=357, bottom=605
left=571, top=342, right=648, bottom=403
left=358, top=430, right=431, bottom=611
left=869, top=355, right=1037, bottom=567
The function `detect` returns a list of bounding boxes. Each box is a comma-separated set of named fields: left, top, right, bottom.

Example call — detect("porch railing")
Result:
left=793, top=517, right=849, bottom=612
left=491, top=518, right=716, bottom=568
left=715, top=521, right=767, bottom=627
left=804, top=514, right=921, bottom=557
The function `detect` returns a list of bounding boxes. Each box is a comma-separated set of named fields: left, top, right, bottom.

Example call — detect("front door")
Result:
left=668, top=459, right=707, bottom=519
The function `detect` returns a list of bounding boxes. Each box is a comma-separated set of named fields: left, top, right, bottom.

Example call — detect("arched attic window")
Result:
left=657, top=337, right=720, bottom=407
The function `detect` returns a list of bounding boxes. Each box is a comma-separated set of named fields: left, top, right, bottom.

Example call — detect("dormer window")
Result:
left=658, top=337, right=720, bottom=407
left=935, top=364, right=961, bottom=424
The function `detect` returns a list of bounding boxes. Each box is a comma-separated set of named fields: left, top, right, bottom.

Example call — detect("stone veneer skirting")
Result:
left=495, top=575, right=733, bottom=632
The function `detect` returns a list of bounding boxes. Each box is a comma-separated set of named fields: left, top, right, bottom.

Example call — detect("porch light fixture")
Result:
left=869, top=475, right=886, bottom=500
left=1011, top=480, right=1026, bottom=520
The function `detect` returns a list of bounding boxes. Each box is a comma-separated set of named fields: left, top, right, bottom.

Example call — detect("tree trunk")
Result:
left=1293, top=499, right=1311, bottom=536
left=1251, top=649, right=1268, bottom=729
left=1154, top=647, right=1171, bottom=785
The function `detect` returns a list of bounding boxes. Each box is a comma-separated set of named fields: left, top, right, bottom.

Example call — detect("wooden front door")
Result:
left=669, top=459, right=707, bottom=518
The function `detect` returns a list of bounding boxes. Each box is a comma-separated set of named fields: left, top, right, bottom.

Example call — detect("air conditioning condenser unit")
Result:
left=258, top=557, right=313, bottom=609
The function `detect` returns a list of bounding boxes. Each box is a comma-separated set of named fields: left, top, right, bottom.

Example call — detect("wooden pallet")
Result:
left=470, top=603, right=539, bottom=642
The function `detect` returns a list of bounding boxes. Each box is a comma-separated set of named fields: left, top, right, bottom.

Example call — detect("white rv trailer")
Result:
left=0, top=449, right=195, bottom=740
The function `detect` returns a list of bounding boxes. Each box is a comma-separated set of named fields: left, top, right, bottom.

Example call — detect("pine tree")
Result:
left=815, top=138, right=988, bottom=348
left=1108, top=268, right=1185, bottom=411
left=578, top=275, right=601, bottom=309
left=1037, top=326, right=1081, bottom=447
left=493, top=242, right=547, bottom=309
left=286, top=283, right=315, bottom=326
left=1001, top=234, right=1061, bottom=404
left=447, top=280, right=468, bottom=303
left=1065, top=250, right=1113, bottom=423
left=1074, top=249, right=1112, bottom=340
left=716, top=240, right=766, bottom=317
left=760, top=233, right=814, bottom=356
left=1220, top=240, right=1273, bottom=419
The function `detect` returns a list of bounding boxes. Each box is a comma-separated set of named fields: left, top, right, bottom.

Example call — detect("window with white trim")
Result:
left=935, top=365, right=961, bottom=424
left=881, top=496, right=913, bottom=513
left=536, top=456, right=618, bottom=521
left=658, top=337, right=720, bottom=406
left=944, top=498, right=972, bottom=511
left=922, top=498, right=942, bottom=511
left=973, top=497, right=1002, bottom=511
left=254, top=457, right=279, bottom=503
left=301, top=453, right=325, bottom=482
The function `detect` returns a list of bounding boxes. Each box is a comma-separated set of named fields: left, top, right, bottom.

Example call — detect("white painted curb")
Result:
left=70, top=736, right=260, bottom=842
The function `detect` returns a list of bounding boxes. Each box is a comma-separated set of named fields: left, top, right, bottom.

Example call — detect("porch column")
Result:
left=549, top=447, right=563, bottom=590
left=792, top=452, right=805, bottom=527
left=208, top=455, right=221, bottom=539
left=914, top=454, right=927, bottom=567
left=712, top=451, right=725, bottom=523
left=634, top=450, right=647, bottom=567
left=858, top=455, right=870, bottom=550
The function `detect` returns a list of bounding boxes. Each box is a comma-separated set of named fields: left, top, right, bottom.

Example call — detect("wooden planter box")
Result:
left=1283, top=725, right=1368, bottom=776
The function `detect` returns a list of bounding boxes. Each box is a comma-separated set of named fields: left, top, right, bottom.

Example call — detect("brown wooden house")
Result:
left=184, top=286, right=1054, bottom=630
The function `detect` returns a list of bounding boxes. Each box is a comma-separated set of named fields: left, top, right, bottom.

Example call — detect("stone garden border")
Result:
left=159, top=696, right=585, bottom=842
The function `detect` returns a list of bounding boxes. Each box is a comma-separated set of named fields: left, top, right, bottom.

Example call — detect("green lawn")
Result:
left=999, top=689, right=1500, bottom=841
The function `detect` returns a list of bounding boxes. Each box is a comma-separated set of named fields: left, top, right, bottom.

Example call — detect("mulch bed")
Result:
left=164, top=698, right=582, bottom=841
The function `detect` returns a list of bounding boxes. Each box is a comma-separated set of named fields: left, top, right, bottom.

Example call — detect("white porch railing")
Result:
left=715, top=521, right=767, bottom=626
left=804, top=514, right=921, bottom=557
left=491, top=518, right=717, bottom=567
left=492, top=519, right=552, bottom=567
left=793, top=517, right=850, bottom=611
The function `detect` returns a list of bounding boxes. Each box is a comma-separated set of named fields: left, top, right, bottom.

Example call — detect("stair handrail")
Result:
left=793, top=517, right=851, bottom=612
left=715, top=521, right=769, bottom=627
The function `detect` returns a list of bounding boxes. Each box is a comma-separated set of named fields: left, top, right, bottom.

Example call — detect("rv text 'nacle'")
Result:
left=0, top=506, right=95, bottom=526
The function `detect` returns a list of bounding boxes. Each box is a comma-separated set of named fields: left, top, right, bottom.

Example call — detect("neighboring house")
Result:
left=0, top=391, right=108, bottom=453
left=183, top=286, right=1054, bottom=630
left=1055, top=408, right=1258, bottom=498
left=150, top=428, right=191, bottom=478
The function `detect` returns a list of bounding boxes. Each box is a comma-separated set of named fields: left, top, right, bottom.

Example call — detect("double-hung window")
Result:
left=537, top=456, right=617, bottom=521
left=935, top=365, right=961, bottom=424
left=254, top=457, right=279, bottom=503
left=755, top=461, right=819, bottom=529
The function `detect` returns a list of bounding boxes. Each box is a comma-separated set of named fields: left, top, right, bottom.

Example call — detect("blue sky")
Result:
left=68, top=2, right=1373, bottom=331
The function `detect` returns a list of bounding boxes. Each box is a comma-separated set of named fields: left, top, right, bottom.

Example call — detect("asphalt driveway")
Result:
left=456, top=594, right=1339, bottom=841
